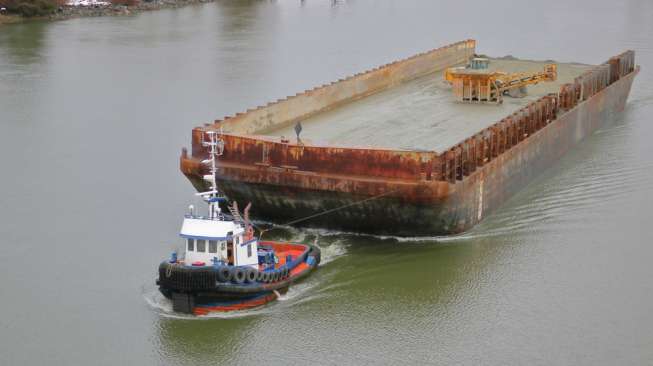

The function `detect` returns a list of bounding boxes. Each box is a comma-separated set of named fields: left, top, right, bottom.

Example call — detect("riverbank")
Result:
left=0, top=14, right=23, bottom=25
left=0, top=0, right=215, bottom=25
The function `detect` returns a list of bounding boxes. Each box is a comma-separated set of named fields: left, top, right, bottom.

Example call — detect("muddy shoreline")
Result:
left=0, top=14, right=23, bottom=25
left=1, top=0, right=215, bottom=25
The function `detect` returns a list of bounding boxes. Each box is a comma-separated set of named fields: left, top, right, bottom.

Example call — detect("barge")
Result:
left=180, top=40, right=638, bottom=236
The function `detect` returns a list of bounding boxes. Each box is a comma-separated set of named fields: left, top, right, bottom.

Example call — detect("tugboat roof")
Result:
left=180, top=217, right=243, bottom=240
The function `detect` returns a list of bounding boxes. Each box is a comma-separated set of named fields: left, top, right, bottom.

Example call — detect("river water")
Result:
left=1, top=1, right=652, bottom=365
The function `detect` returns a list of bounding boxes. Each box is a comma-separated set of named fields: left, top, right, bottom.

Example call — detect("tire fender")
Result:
left=245, top=268, right=257, bottom=283
left=217, top=266, right=232, bottom=283
left=232, top=267, right=246, bottom=284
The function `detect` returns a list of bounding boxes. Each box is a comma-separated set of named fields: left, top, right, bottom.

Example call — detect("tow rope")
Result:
left=238, top=189, right=398, bottom=240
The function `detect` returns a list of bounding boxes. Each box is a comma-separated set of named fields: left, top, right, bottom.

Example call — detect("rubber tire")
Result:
left=245, top=268, right=257, bottom=283
left=256, top=270, right=265, bottom=282
left=282, top=267, right=289, bottom=278
left=272, top=271, right=280, bottom=282
left=217, top=266, right=232, bottom=283
left=232, top=267, right=246, bottom=284
left=262, top=272, right=271, bottom=283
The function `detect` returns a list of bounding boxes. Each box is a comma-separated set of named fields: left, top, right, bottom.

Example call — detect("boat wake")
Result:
left=259, top=225, right=349, bottom=264
left=313, top=238, right=347, bottom=265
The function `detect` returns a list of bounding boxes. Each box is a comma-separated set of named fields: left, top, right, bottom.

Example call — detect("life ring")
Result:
left=245, top=268, right=257, bottom=283
left=217, top=266, right=232, bottom=282
left=232, top=267, right=246, bottom=284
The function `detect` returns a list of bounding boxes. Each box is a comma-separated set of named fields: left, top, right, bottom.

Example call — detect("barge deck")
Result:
left=265, top=59, right=591, bottom=152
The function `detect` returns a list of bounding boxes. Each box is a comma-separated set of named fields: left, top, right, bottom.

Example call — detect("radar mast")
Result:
left=197, top=130, right=225, bottom=219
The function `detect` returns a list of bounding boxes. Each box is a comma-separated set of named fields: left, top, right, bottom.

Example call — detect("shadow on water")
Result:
left=0, top=21, right=48, bottom=64
left=156, top=316, right=260, bottom=364
left=215, top=0, right=268, bottom=32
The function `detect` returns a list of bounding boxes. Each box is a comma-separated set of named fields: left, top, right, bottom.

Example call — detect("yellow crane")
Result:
left=444, top=62, right=557, bottom=103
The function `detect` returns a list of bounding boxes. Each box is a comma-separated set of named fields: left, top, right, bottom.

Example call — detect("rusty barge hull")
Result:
left=180, top=40, right=638, bottom=236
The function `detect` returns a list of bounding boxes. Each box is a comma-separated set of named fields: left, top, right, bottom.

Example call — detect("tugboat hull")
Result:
left=158, top=242, right=320, bottom=315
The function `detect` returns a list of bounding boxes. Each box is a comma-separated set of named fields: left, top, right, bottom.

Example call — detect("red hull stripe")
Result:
left=193, top=293, right=278, bottom=315
left=290, top=262, right=310, bottom=276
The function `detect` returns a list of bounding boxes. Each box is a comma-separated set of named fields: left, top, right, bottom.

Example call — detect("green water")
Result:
left=1, top=1, right=652, bottom=364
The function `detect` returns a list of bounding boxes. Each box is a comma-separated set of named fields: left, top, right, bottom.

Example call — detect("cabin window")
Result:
left=187, top=239, right=194, bottom=251
left=197, top=239, right=206, bottom=252
left=209, top=240, right=218, bottom=253
left=247, top=243, right=252, bottom=257
left=221, top=242, right=226, bottom=251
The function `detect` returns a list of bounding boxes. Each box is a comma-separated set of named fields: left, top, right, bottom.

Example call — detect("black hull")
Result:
left=157, top=244, right=320, bottom=314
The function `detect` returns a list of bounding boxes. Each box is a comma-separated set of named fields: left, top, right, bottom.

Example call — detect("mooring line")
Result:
left=224, top=189, right=397, bottom=240
left=253, top=189, right=398, bottom=240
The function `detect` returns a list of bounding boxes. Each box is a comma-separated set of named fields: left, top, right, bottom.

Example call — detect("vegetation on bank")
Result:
left=0, top=0, right=138, bottom=18
left=1, top=0, right=61, bottom=17
left=0, top=0, right=214, bottom=23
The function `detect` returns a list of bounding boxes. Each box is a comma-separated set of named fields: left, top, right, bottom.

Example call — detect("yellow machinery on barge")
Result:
left=445, top=59, right=558, bottom=103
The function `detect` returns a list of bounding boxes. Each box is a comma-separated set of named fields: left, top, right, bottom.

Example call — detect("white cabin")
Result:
left=180, top=216, right=259, bottom=268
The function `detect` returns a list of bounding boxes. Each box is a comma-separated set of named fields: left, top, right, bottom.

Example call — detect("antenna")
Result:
left=198, top=129, right=226, bottom=219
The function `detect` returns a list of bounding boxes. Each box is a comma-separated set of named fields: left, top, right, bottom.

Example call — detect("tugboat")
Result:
left=157, top=131, right=321, bottom=315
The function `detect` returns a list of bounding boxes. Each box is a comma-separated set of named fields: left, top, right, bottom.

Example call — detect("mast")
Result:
left=197, top=130, right=225, bottom=219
